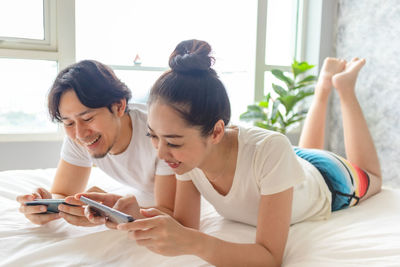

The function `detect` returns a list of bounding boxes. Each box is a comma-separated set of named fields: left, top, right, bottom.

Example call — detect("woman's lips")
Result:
left=166, top=161, right=181, bottom=169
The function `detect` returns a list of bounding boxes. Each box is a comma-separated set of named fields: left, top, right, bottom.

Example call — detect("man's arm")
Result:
left=51, top=159, right=91, bottom=198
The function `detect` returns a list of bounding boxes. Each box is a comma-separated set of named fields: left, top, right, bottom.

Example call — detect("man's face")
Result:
left=58, top=90, right=122, bottom=158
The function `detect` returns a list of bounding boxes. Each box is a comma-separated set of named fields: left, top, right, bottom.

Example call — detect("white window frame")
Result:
left=0, top=0, right=75, bottom=142
left=0, top=0, right=56, bottom=51
left=254, top=0, right=303, bottom=102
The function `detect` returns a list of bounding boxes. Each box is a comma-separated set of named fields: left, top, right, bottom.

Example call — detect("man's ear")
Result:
left=210, top=120, right=226, bottom=144
left=113, top=99, right=127, bottom=117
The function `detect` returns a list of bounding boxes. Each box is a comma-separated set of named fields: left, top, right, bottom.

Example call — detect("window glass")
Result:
left=265, top=0, right=297, bottom=66
left=76, top=0, right=256, bottom=70
left=76, top=0, right=257, bottom=122
left=221, top=71, right=254, bottom=124
left=0, top=0, right=44, bottom=40
left=114, top=70, right=164, bottom=104
left=0, top=59, right=58, bottom=133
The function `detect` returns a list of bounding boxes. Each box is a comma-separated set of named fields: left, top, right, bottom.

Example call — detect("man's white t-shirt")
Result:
left=177, top=126, right=332, bottom=226
left=61, top=103, right=174, bottom=195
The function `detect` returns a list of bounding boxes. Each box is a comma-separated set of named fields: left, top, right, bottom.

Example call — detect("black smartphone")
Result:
left=80, top=196, right=135, bottom=224
left=25, top=199, right=78, bottom=214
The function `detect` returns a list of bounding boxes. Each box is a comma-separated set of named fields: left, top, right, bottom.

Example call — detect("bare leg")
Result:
left=332, top=58, right=382, bottom=199
left=298, top=58, right=346, bottom=149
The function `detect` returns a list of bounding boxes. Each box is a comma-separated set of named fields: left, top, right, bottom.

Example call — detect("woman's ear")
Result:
left=210, top=120, right=226, bottom=144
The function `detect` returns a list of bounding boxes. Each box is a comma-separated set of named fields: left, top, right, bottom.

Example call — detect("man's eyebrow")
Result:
left=147, top=125, right=183, bottom=138
left=60, top=109, right=95, bottom=120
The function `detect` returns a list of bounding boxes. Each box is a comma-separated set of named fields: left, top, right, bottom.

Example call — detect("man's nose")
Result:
left=75, top=121, right=89, bottom=139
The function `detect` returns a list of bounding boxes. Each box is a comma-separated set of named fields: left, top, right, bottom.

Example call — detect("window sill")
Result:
left=0, top=132, right=64, bottom=142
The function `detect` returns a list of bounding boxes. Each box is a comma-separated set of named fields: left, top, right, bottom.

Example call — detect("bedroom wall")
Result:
left=328, top=0, right=400, bottom=187
left=0, top=141, right=62, bottom=171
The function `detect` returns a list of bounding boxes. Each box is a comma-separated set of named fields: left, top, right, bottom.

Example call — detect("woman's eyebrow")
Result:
left=147, top=125, right=183, bottom=138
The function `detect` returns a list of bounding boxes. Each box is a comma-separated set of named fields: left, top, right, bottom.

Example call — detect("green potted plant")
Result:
left=240, top=60, right=317, bottom=135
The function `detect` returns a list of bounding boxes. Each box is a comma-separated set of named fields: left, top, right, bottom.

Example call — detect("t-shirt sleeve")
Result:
left=154, top=158, right=175, bottom=176
left=255, top=134, right=305, bottom=195
left=176, top=172, right=193, bottom=181
left=60, top=136, right=93, bottom=167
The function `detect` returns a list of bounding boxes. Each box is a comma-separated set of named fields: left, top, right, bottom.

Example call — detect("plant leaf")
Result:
left=286, top=114, right=307, bottom=126
left=271, top=69, right=294, bottom=87
left=272, top=84, right=287, bottom=97
left=292, top=60, right=315, bottom=78
left=239, top=105, right=266, bottom=122
left=277, top=95, right=298, bottom=115
left=255, top=122, right=281, bottom=132
left=298, top=75, right=317, bottom=85
left=258, top=93, right=271, bottom=108
left=246, top=104, right=263, bottom=112
left=270, top=100, right=280, bottom=123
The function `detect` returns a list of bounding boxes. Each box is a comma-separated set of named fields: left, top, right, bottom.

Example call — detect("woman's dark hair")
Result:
left=148, top=39, right=231, bottom=136
left=48, top=60, right=132, bottom=122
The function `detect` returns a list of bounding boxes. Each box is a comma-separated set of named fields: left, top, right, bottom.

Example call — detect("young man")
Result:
left=16, top=60, right=176, bottom=226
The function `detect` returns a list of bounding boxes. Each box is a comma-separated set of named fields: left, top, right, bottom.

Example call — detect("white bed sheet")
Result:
left=1, top=168, right=400, bottom=267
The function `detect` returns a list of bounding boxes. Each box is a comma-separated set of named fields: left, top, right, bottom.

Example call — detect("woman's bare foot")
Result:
left=316, top=57, right=346, bottom=100
left=332, top=58, right=366, bottom=97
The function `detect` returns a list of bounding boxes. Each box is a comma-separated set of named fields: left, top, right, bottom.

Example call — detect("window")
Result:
left=0, top=0, right=73, bottom=140
left=75, top=0, right=258, bottom=123
left=0, top=0, right=56, bottom=51
left=255, top=0, right=301, bottom=101
left=0, top=58, right=58, bottom=134
left=0, top=0, right=44, bottom=40
left=0, top=0, right=301, bottom=139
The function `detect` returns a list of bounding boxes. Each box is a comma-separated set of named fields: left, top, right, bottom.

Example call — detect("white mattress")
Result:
left=1, top=168, right=400, bottom=267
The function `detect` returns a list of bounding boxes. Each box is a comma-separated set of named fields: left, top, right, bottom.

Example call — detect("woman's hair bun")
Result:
left=169, top=39, right=214, bottom=74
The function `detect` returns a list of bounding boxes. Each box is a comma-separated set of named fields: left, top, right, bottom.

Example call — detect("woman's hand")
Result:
left=58, top=186, right=108, bottom=227
left=117, top=208, right=197, bottom=256
left=16, top=187, right=61, bottom=225
left=75, top=192, right=142, bottom=229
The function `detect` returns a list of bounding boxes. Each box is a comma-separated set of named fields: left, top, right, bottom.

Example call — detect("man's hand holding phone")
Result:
left=17, top=186, right=108, bottom=227
left=17, top=187, right=61, bottom=225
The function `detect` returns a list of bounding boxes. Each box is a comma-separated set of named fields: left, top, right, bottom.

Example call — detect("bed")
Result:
left=1, top=168, right=400, bottom=267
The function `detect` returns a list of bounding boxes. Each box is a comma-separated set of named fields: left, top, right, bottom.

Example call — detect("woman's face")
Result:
left=147, top=101, right=212, bottom=175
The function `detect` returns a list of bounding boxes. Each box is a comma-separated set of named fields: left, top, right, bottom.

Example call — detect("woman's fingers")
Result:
left=75, top=192, right=122, bottom=207
left=58, top=203, right=84, bottom=216
left=83, top=205, right=106, bottom=224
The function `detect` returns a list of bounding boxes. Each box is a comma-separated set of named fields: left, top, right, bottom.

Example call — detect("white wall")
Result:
left=0, top=141, right=62, bottom=171
left=328, top=0, right=400, bottom=187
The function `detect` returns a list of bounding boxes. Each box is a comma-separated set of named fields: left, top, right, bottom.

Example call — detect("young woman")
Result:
left=79, top=40, right=382, bottom=266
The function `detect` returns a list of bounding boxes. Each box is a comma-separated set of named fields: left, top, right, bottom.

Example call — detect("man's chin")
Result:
left=89, top=148, right=111, bottom=159
left=92, top=152, right=108, bottom=159
left=87, top=143, right=114, bottom=159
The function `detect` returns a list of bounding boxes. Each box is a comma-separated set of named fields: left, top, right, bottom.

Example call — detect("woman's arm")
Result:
left=173, top=180, right=201, bottom=229
left=194, top=188, right=293, bottom=266
left=118, top=187, right=293, bottom=266
left=154, top=174, right=176, bottom=216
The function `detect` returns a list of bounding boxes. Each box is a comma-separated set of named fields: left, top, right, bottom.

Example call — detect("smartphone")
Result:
left=79, top=196, right=135, bottom=224
left=25, top=199, right=78, bottom=214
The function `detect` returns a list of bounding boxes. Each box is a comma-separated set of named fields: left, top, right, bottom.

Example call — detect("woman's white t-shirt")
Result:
left=177, top=126, right=332, bottom=226
left=61, top=103, right=174, bottom=195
